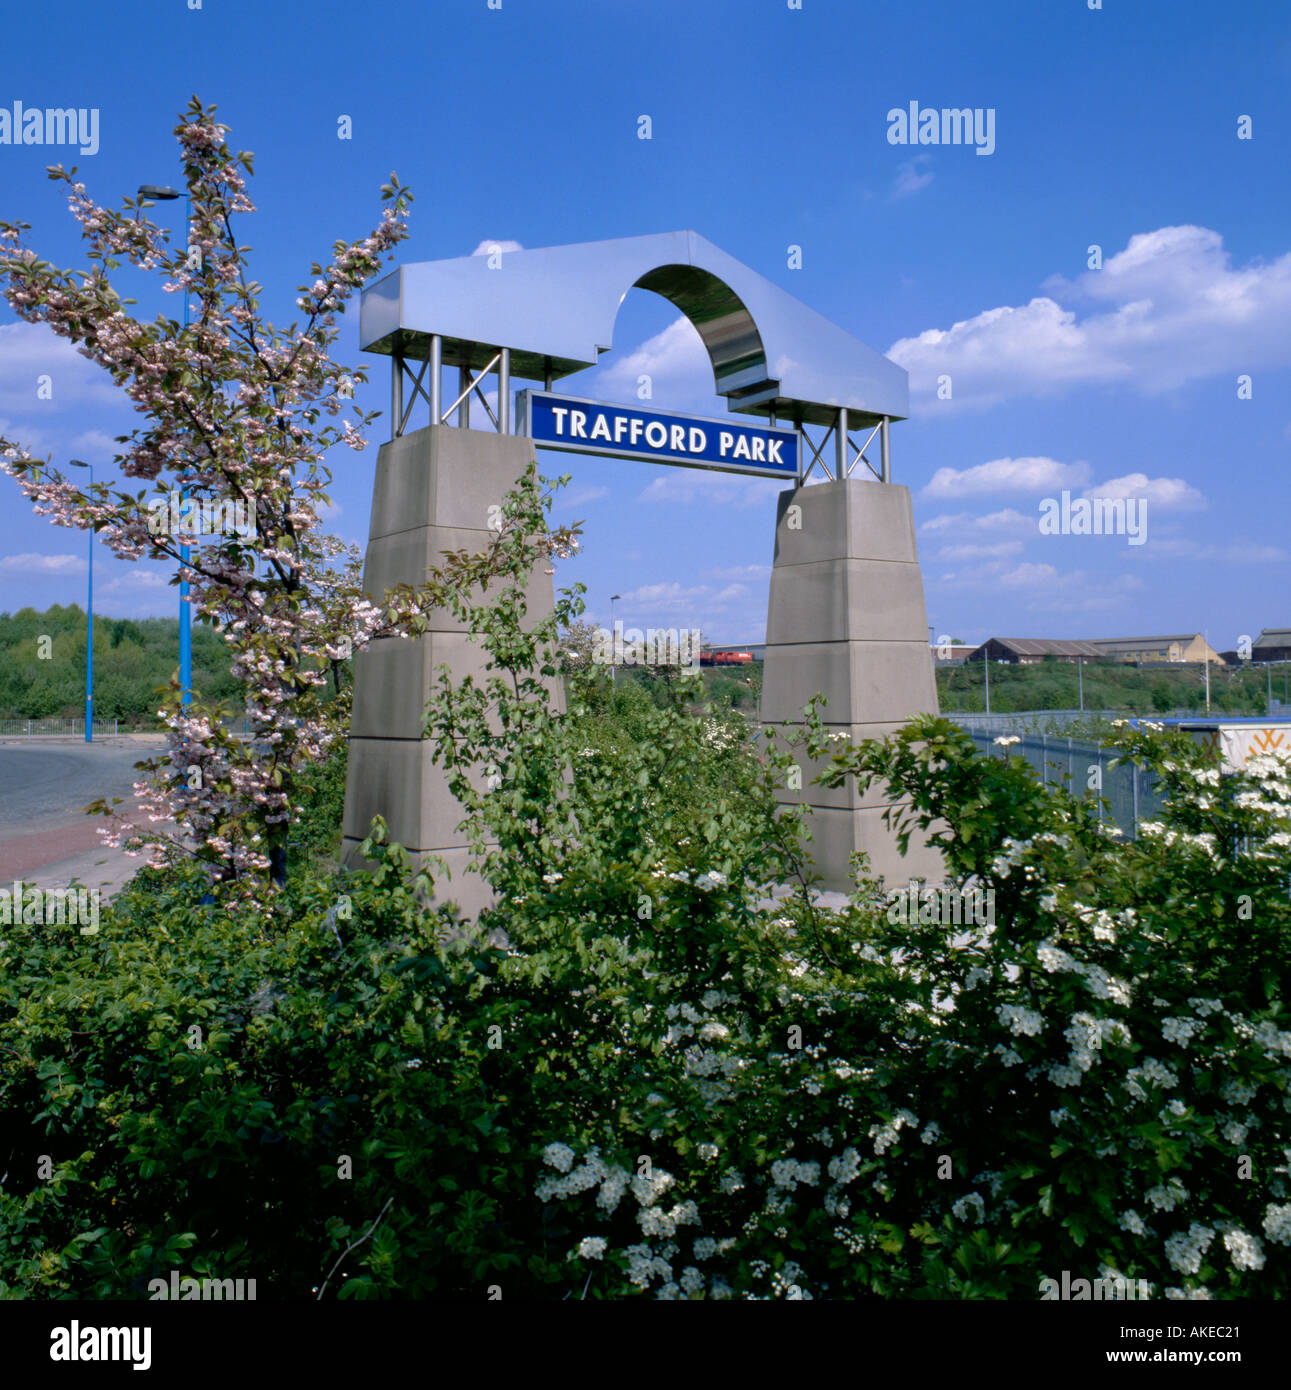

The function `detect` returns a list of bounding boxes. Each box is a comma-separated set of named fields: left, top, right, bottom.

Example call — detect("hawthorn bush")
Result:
left=1, top=470, right=1288, bottom=1300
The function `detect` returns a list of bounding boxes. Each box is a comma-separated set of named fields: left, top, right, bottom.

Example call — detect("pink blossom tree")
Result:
left=0, top=98, right=574, bottom=904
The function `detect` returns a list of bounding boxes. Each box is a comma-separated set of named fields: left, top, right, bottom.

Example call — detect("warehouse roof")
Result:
left=977, top=638, right=1104, bottom=657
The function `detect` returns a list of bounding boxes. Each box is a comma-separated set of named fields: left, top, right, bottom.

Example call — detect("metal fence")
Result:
left=1, top=715, right=255, bottom=736
left=947, top=709, right=1197, bottom=734
left=0, top=717, right=120, bottom=737
left=965, top=729, right=1168, bottom=840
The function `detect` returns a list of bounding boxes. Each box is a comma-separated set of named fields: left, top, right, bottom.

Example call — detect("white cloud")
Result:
left=470, top=239, right=524, bottom=256
left=595, top=316, right=711, bottom=401
left=998, top=562, right=1059, bottom=589
left=0, top=322, right=124, bottom=412
left=102, top=569, right=169, bottom=592
left=0, top=415, right=54, bottom=459
left=1133, top=538, right=1290, bottom=565
left=556, top=484, right=611, bottom=507
left=891, top=155, right=934, bottom=200
left=934, top=540, right=1024, bottom=561
left=921, top=507, right=1036, bottom=535
left=922, top=456, right=1091, bottom=499
left=1081, top=473, right=1206, bottom=510
left=637, top=469, right=782, bottom=510
left=889, top=225, right=1291, bottom=407
left=69, top=429, right=121, bottom=459
left=702, top=563, right=772, bottom=581
left=612, top=577, right=761, bottom=631
left=931, top=557, right=1145, bottom=613
left=625, top=581, right=711, bottom=608
left=0, top=551, right=86, bottom=574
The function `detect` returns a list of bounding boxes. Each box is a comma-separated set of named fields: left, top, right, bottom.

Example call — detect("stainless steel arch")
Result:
left=360, top=230, right=908, bottom=429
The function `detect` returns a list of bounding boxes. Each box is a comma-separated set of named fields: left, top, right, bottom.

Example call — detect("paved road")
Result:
left=0, top=737, right=168, bottom=898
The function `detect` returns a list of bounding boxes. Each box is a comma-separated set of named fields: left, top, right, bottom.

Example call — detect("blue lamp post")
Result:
left=68, top=459, right=94, bottom=741
left=138, top=183, right=194, bottom=709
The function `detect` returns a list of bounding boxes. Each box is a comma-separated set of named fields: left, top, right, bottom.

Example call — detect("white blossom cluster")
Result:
left=990, top=837, right=1029, bottom=878
left=951, top=1191, right=986, bottom=1223
left=1145, top=1178, right=1189, bottom=1212
left=1161, top=1016, right=1203, bottom=1045
left=1222, top=1228, right=1265, bottom=1271
left=1125, top=1057, right=1179, bottom=1101
left=543, top=1142, right=575, bottom=1173
left=1252, top=1020, right=1291, bottom=1059
left=639, top=1200, right=699, bottom=1238
left=834, top=1225, right=868, bottom=1255
left=1221, top=1119, right=1249, bottom=1146
left=827, top=1148, right=862, bottom=1185
left=1220, top=1078, right=1257, bottom=1106
left=1263, top=1203, right=1291, bottom=1246
left=1164, top=1223, right=1214, bottom=1276
left=869, top=1109, right=919, bottom=1156
left=770, top=1158, right=820, bottom=1189
left=1135, top=823, right=1220, bottom=859
left=998, top=1003, right=1045, bottom=1036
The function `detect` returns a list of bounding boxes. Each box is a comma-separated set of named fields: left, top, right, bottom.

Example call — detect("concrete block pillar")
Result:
left=341, top=425, right=564, bottom=916
left=761, top=478, right=944, bottom=890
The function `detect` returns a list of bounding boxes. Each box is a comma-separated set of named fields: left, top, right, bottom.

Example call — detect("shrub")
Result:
left=2, top=470, right=1287, bottom=1300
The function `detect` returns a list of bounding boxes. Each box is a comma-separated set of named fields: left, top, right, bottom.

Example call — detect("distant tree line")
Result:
left=1, top=604, right=245, bottom=724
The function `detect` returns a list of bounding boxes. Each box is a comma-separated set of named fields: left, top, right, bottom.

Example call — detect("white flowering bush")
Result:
left=10, top=460, right=1286, bottom=1299
left=409, top=507, right=1290, bottom=1299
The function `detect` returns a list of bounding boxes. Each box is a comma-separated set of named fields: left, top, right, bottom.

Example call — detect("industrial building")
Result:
left=967, top=634, right=1223, bottom=665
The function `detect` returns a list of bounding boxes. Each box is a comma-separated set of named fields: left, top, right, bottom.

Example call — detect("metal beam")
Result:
left=391, top=353, right=403, bottom=438
left=429, top=334, right=442, bottom=426
left=444, top=352, right=501, bottom=424
left=499, top=348, right=511, bottom=433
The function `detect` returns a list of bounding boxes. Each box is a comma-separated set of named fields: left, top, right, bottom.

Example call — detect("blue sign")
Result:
left=518, top=390, right=800, bottom=479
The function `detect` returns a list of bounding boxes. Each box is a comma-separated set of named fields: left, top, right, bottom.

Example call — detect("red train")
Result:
left=700, top=650, right=755, bottom=666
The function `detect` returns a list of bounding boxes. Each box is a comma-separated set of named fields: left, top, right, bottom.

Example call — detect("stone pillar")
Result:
left=761, top=477, right=944, bottom=890
left=341, top=425, right=564, bottom=917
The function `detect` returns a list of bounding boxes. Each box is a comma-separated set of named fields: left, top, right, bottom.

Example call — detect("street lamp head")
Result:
left=611, top=593, right=622, bottom=601
left=68, top=458, right=91, bottom=470
left=138, top=184, right=181, bottom=201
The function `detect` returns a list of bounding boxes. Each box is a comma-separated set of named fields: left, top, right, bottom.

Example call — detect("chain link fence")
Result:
left=965, top=729, right=1168, bottom=840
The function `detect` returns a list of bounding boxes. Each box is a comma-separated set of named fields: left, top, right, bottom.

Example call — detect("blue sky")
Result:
left=1, top=0, right=1288, bottom=650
